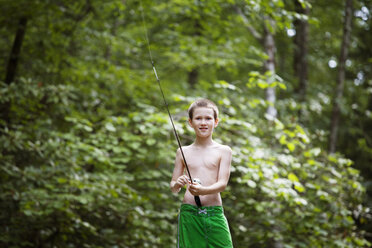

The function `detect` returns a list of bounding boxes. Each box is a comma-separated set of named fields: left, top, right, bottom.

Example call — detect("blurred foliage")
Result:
left=0, top=0, right=371, bottom=247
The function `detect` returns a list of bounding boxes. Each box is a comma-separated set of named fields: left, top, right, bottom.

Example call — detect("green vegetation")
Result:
left=1, top=0, right=371, bottom=247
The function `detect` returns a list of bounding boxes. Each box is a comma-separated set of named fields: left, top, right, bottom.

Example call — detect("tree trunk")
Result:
left=329, top=0, right=353, bottom=153
left=187, top=68, right=199, bottom=88
left=236, top=9, right=277, bottom=118
left=0, top=17, right=28, bottom=126
left=4, top=17, right=28, bottom=85
left=104, top=16, right=119, bottom=59
left=263, top=19, right=277, bottom=119
left=293, top=0, right=309, bottom=106
left=187, top=17, right=202, bottom=88
left=262, top=18, right=282, bottom=248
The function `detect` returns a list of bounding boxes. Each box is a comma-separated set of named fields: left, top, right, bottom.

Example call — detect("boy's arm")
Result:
left=170, top=148, right=188, bottom=193
left=189, top=146, right=232, bottom=196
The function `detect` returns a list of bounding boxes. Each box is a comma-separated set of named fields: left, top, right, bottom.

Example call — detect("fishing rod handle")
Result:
left=195, top=196, right=202, bottom=207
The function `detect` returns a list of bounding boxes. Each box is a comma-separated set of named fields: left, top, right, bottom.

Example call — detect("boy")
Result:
left=170, top=98, right=233, bottom=248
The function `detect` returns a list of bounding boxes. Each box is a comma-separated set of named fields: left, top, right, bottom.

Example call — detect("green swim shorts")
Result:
left=177, top=204, right=233, bottom=248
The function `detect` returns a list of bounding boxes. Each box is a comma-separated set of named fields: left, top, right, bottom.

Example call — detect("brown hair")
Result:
left=188, top=98, right=219, bottom=120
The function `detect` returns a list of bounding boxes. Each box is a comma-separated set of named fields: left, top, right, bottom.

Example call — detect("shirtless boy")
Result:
left=170, top=98, right=233, bottom=248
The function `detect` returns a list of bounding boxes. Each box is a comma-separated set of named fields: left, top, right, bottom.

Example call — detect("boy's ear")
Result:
left=188, top=118, right=193, bottom=127
left=214, top=118, right=219, bottom=127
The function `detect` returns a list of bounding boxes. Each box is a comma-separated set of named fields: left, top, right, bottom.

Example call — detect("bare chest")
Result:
left=185, top=149, right=221, bottom=172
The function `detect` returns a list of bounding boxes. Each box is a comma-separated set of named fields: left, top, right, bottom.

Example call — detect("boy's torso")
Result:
left=182, top=142, right=225, bottom=206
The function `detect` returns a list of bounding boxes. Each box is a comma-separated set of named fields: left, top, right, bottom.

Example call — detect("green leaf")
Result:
left=288, top=173, right=299, bottom=182
left=146, top=139, right=156, bottom=146
left=287, top=143, right=295, bottom=152
left=105, top=123, right=116, bottom=132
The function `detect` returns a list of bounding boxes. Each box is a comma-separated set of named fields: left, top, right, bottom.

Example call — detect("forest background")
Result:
left=1, top=0, right=372, bottom=247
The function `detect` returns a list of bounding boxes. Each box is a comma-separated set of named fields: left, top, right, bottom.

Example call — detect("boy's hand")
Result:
left=188, top=182, right=204, bottom=196
left=175, top=175, right=190, bottom=188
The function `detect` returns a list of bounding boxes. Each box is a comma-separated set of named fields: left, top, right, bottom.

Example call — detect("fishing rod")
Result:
left=140, top=2, right=202, bottom=208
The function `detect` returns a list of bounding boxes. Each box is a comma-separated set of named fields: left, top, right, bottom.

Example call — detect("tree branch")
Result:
left=235, top=6, right=262, bottom=41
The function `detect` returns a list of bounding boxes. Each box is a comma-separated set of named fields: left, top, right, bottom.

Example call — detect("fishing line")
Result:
left=139, top=1, right=202, bottom=207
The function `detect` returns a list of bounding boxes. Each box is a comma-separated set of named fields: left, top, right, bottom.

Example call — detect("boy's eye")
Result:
left=195, top=117, right=213, bottom=120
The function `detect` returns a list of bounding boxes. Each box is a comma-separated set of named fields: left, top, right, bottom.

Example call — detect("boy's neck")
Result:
left=193, top=136, right=214, bottom=147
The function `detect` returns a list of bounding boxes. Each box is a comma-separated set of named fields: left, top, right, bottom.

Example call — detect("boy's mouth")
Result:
left=199, top=127, right=208, bottom=131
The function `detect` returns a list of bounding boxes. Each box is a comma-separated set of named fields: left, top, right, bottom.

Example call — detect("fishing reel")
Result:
left=192, top=178, right=202, bottom=185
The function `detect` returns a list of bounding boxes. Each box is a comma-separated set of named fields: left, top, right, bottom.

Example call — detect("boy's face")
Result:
left=188, top=107, right=219, bottom=138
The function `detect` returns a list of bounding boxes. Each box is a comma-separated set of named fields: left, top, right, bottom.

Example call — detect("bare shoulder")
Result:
left=213, top=142, right=232, bottom=154
left=177, top=145, right=192, bottom=154
left=181, top=144, right=192, bottom=150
